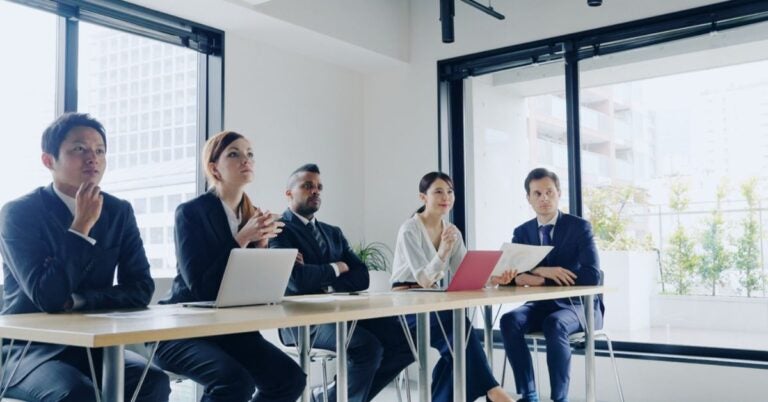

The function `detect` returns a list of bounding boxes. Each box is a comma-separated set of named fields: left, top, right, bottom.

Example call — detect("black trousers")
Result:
left=154, top=331, right=306, bottom=402
left=280, top=316, right=415, bottom=402
left=5, top=346, right=170, bottom=402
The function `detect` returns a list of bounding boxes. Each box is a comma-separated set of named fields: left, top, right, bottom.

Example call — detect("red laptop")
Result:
left=410, top=250, right=503, bottom=292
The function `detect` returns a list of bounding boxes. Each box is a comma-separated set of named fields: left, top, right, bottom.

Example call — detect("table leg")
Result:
left=298, top=325, right=311, bottom=402
left=452, top=308, right=466, bottom=402
left=417, top=312, right=431, bottom=402
left=336, top=321, right=348, bottom=402
left=483, top=305, right=493, bottom=365
left=585, top=294, right=596, bottom=402
left=102, top=345, right=125, bottom=402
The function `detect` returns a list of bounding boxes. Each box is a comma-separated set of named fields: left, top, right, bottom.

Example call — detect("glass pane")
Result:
left=468, top=61, right=569, bottom=250
left=467, top=61, right=568, bottom=324
left=0, top=2, right=57, bottom=276
left=579, top=21, right=768, bottom=350
left=79, top=22, right=198, bottom=278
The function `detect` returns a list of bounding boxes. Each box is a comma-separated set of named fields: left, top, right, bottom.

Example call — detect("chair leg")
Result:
left=533, top=338, right=540, bottom=394
left=500, top=352, right=507, bottom=387
left=602, top=334, right=625, bottom=402
left=395, top=371, right=403, bottom=402
left=321, top=358, right=330, bottom=402
left=404, top=366, right=412, bottom=402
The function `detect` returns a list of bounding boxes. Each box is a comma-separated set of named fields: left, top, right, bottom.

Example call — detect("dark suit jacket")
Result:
left=512, top=211, right=604, bottom=312
left=0, top=184, right=154, bottom=385
left=161, top=191, right=241, bottom=304
left=269, top=209, right=368, bottom=296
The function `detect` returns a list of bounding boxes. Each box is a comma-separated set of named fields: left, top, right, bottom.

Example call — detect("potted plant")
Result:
left=352, top=241, right=393, bottom=292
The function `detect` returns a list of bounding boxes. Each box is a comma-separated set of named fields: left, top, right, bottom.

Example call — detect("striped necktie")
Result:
left=309, top=221, right=328, bottom=256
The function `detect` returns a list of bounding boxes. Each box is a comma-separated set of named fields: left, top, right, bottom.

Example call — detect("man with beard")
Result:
left=270, top=163, right=414, bottom=402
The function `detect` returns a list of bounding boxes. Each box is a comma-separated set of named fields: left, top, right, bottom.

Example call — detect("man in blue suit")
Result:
left=270, top=164, right=414, bottom=402
left=500, top=168, right=604, bottom=402
left=0, top=113, right=170, bottom=401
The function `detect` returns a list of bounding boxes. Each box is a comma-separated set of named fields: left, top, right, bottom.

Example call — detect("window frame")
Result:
left=438, top=0, right=768, bottom=362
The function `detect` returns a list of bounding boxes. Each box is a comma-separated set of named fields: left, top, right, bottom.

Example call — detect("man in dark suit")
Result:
left=499, top=168, right=604, bottom=402
left=0, top=113, right=170, bottom=402
left=270, top=164, right=414, bottom=402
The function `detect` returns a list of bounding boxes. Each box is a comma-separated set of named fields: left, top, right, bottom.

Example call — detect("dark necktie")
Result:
left=309, top=221, right=328, bottom=256
left=539, top=224, right=554, bottom=246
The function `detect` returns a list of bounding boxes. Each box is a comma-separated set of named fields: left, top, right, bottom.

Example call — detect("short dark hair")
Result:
left=287, top=163, right=321, bottom=189
left=41, top=113, right=107, bottom=159
left=524, top=167, right=560, bottom=195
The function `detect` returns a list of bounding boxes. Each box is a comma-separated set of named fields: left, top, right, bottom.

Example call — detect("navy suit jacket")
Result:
left=0, top=184, right=154, bottom=385
left=269, top=209, right=368, bottom=296
left=513, top=211, right=604, bottom=313
left=161, top=191, right=242, bottom=304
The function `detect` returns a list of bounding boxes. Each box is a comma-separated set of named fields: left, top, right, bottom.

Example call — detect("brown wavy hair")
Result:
left=203, top=130, right=257, bottom=229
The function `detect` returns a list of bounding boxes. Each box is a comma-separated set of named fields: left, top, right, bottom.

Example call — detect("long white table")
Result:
left=0, top=286, right=603, bottom=402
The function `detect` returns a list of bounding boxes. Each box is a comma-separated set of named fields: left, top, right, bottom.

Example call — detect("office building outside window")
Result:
left=79, top=23, right=198, bottom=278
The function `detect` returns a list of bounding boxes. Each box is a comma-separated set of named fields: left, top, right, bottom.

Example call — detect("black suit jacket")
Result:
left=269, top=209, right=368, bottom=295
left=161, top=191, right=241, bottom=304
left=513, top=211, right=604, bottom=312
left=0, top=184, right=154, bottom=385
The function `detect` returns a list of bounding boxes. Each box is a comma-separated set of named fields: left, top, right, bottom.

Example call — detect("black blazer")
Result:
left=0, top=184, right=154, bottom=385
left=269, top=209, right=368, bottom=295
left=512, top=211, right=604, bottom=312
left=161, top=191, right=241, bottom=304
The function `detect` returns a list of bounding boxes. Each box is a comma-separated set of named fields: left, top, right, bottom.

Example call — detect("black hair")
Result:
left=524, top=167, right=560, bottom=195
left=287, top=163, right=321, bottom=189
left=41, top=112, right=107, bottom=159
left=416, top=171, right=454, bottom=214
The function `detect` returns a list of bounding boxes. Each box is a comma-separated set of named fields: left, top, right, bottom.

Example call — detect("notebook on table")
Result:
left=183, top=248, right=297, bottom=308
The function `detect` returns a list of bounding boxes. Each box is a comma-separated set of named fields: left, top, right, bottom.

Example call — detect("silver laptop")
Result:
left=183, top=248, right=297, bottom=308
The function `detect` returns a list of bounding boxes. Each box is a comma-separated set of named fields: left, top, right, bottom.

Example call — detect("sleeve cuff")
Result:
left=71, top=293, right=86, bottom=310
left=329, top=263, right=340, bottom=277
left=68, top=228, right=97, bottom=246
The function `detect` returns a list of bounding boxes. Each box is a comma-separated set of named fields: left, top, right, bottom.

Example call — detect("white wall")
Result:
left=225, top=34, right=365, bottom=241
left=252, top=0, right=411, bottom=62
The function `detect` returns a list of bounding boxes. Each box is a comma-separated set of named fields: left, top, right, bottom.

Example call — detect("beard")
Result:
left=294, top=201, right=320, bottom=218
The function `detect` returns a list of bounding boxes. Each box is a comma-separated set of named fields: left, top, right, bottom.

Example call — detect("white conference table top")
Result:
left=0, top=286, right=602, bottom=348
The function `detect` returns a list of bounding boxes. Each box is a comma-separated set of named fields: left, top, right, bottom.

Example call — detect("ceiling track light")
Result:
left=439, top=0, right=505, bottom=44
left=588, top=0, right=603, bottom=6
left=440, top=0, right=455, bottom=43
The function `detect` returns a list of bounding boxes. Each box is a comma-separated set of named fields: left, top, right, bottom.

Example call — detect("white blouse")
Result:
left=390, top=215, right=467, bottom=288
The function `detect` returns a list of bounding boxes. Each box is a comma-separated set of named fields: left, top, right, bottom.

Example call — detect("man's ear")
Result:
left=41, top=153, right=55, bottom=170
left=285, top=188, right=293, bottom=200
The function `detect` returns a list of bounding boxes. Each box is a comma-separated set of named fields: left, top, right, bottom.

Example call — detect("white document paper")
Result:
left=491, top=243, right=553, bottom=276
left=86, top=309, right=215, bottom=319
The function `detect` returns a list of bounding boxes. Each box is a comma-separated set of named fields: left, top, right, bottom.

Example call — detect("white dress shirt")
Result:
left=536, top=213, right=558, bottom=245
left=52, top=185, right=97, bottom=245
left=390, top=215, right=466, bottom=288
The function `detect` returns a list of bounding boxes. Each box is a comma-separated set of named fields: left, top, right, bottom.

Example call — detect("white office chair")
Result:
left=501, top=330, right=625, bottom=402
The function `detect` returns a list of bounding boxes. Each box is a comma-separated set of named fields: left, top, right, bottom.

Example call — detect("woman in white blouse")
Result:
left=391, top=172, right=515, bottom=402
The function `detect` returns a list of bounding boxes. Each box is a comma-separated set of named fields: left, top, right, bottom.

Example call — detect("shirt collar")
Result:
left=219, top=199, right=241, bottom=238
left=537, top=211, right=559, bottom=228
left=291, top=209, right=316, bottom=226
left=52, top=184, right=76, bottom=217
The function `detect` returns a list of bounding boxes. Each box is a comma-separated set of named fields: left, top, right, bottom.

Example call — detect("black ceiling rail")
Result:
left=439, top=0, right=768, bottom=81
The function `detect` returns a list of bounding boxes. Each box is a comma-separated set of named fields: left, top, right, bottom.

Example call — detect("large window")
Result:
left=0, top=1, right=57, bottom=272
left=0, top=0, right=223, bottom=278
left=444, top=1, right=768, bottom=355
left=79, top=22, right=199, bottom=277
